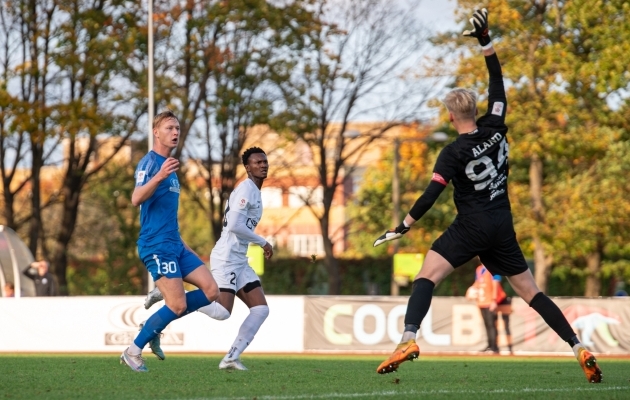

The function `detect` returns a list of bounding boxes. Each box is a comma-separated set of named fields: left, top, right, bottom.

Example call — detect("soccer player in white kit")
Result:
left=209, top=147, right=274, bottom=370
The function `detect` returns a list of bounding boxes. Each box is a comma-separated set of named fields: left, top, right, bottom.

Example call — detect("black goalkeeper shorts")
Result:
left=431, top=209, right=529, bottom=277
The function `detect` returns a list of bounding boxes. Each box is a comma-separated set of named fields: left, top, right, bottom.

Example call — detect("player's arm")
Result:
left=463, top=8, right=507, bottom=127
left=131, top=157, right=179, bottom=207
left=373, top=148, right=455, bottom=247
left=225, top=210, right=274, bottom=259
left=373, top=181, right=446, bottom=247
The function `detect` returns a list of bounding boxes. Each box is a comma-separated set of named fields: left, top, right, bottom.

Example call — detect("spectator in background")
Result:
left=23, top=260, right=58, bottom=296
left=466, top=258, right=513, bottom=354
left=4, top=282, right=15, bottom=297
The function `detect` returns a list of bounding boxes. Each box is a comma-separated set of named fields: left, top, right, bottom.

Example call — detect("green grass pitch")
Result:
left=1, top=354, right=628, bottom=399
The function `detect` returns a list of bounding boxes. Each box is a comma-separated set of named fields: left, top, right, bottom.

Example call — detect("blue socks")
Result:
left=134, top=289, right=211, bottom=349
left=184, top=289, right=212, bottom=315
left=134, top=305, right=178, bottom=349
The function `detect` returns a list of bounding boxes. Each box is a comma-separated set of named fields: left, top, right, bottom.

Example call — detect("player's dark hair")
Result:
left=242, top=147, right=266, bottom=166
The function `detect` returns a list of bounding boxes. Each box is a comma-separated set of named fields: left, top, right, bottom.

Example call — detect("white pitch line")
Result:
left=180, top=385, right=630, bottom=400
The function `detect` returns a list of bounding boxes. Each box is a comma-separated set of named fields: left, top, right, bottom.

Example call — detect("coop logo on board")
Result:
left=105, top=302, right=184, bottom=346
left=320, top=303, right=461, bottom=346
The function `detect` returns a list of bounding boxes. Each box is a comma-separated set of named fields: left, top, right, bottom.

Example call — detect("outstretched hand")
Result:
left=462, top=8, right=491, bottom=47
left=373, top=223, right=410, bottom=247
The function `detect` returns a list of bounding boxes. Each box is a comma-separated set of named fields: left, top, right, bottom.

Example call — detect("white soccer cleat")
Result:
left=144, top=287, right=164, bottom=309
left=120, top=348, right=148, bottom=372
left=219, top=358, right=248, bottom=371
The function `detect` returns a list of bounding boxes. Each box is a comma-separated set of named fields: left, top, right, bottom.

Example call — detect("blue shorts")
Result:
left=138, top=241, right=204, bottom=282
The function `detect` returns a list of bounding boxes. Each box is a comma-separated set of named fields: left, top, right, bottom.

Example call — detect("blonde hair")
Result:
left=153, top=110, right=179, bottom=129
left=443, top=88, right=477, bottom=121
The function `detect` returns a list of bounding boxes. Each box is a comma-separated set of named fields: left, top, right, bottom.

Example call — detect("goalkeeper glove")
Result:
left=373, top=222, right=410, bottom=247
left=462, top=8, right=491, bottom=48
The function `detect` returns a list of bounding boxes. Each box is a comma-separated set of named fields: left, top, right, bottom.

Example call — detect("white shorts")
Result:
left=210, top=257, right=260, bottom=293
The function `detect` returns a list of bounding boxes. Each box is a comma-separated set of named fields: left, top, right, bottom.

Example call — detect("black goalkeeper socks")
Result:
left=529, top=292, right=576, bottom=343
left=403, top=278, right=435, bottom=330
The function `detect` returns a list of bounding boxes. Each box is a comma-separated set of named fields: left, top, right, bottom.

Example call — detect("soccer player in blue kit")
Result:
left=120, top=110, right=219, bottom=372
left=373, top=9, right=602, bottom=383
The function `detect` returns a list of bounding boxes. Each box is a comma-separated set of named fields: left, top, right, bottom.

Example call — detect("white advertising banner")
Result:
left=1, top=295, right=628, bottom=354
left=0, top=296, right=303, bottom=353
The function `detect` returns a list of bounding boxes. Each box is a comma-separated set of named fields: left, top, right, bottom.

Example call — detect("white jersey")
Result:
left=211, top=179, right=265, bottom=262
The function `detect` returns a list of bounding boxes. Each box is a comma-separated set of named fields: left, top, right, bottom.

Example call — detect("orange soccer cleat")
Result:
left=376, top=339, right=420, bottom=374
left=576, top=347, right=603, bottom=383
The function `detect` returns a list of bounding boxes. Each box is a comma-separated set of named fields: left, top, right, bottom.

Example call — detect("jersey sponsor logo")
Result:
left=246, top=217, right=258, bottom=230
left=471, top=132, right=503, bottom=157
left=431, top=172, right=448, bottom=186
left=491, top=101, right=504, bottom=116
left=238, top=198, right=247, bottom=209
left=136, top=171, right=146, bottom=184
left=169, top=178, right=180, bottom=193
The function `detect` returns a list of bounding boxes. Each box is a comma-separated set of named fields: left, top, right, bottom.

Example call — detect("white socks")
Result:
left=128, top=343, right=142, bottom=355
left=572, top=343, right=585, bottom=358
left=224, top=305, right=269, bottom=361
left=401, top=331, right=416, bottom=342
left=198, top=302, right=231, bottom=320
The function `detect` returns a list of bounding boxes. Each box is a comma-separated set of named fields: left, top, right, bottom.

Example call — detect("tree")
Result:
left=1, top=1, right=146, bottom=294
left=150, top=0, right=319, bottom=243
left=548, top=137, right=630, bottom=295
left=49, top=0, right=147, bottom=294
left=0, top=0, right=65, bottom=255
left=277, top=0, right=439, bottom=294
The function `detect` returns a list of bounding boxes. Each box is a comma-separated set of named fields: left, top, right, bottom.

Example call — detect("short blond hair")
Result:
left=443, top=88, right=477, bottom=121
left=153, top=110, right=179, bottom=129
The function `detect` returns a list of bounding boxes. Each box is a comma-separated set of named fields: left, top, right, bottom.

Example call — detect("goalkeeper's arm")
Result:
left=373, top=180, right=446, bottom=247
left=406, top=180, right=446, bottom=222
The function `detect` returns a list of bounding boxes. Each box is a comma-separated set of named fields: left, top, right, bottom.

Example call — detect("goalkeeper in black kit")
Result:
left=373, top=9, right=602, bottom=383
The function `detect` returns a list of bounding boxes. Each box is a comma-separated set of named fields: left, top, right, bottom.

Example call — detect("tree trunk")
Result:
left=533, top=236, right=551, bottom=293
left=28, top=144, right=43, bottom=257
left=1, top=181, right=16, bottom=229
left=51, top=175, right=83, bottom=295
left=584, top=250, right=602, bottom=297
left=320, top=213, right=340, bottom=295
left=529, top=154, right=551, bottom=292
left=324, top=239, right=340, bottom=295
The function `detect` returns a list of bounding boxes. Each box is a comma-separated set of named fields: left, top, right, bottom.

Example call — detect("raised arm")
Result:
left=463, top=8, right=507, bottom=128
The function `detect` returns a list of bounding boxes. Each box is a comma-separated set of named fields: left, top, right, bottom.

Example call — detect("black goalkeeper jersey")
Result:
left=432, top=53, right=511, bottom=215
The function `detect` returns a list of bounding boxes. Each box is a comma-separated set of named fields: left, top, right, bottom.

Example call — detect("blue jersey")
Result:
left=134, top=151, right=181, bottom=246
